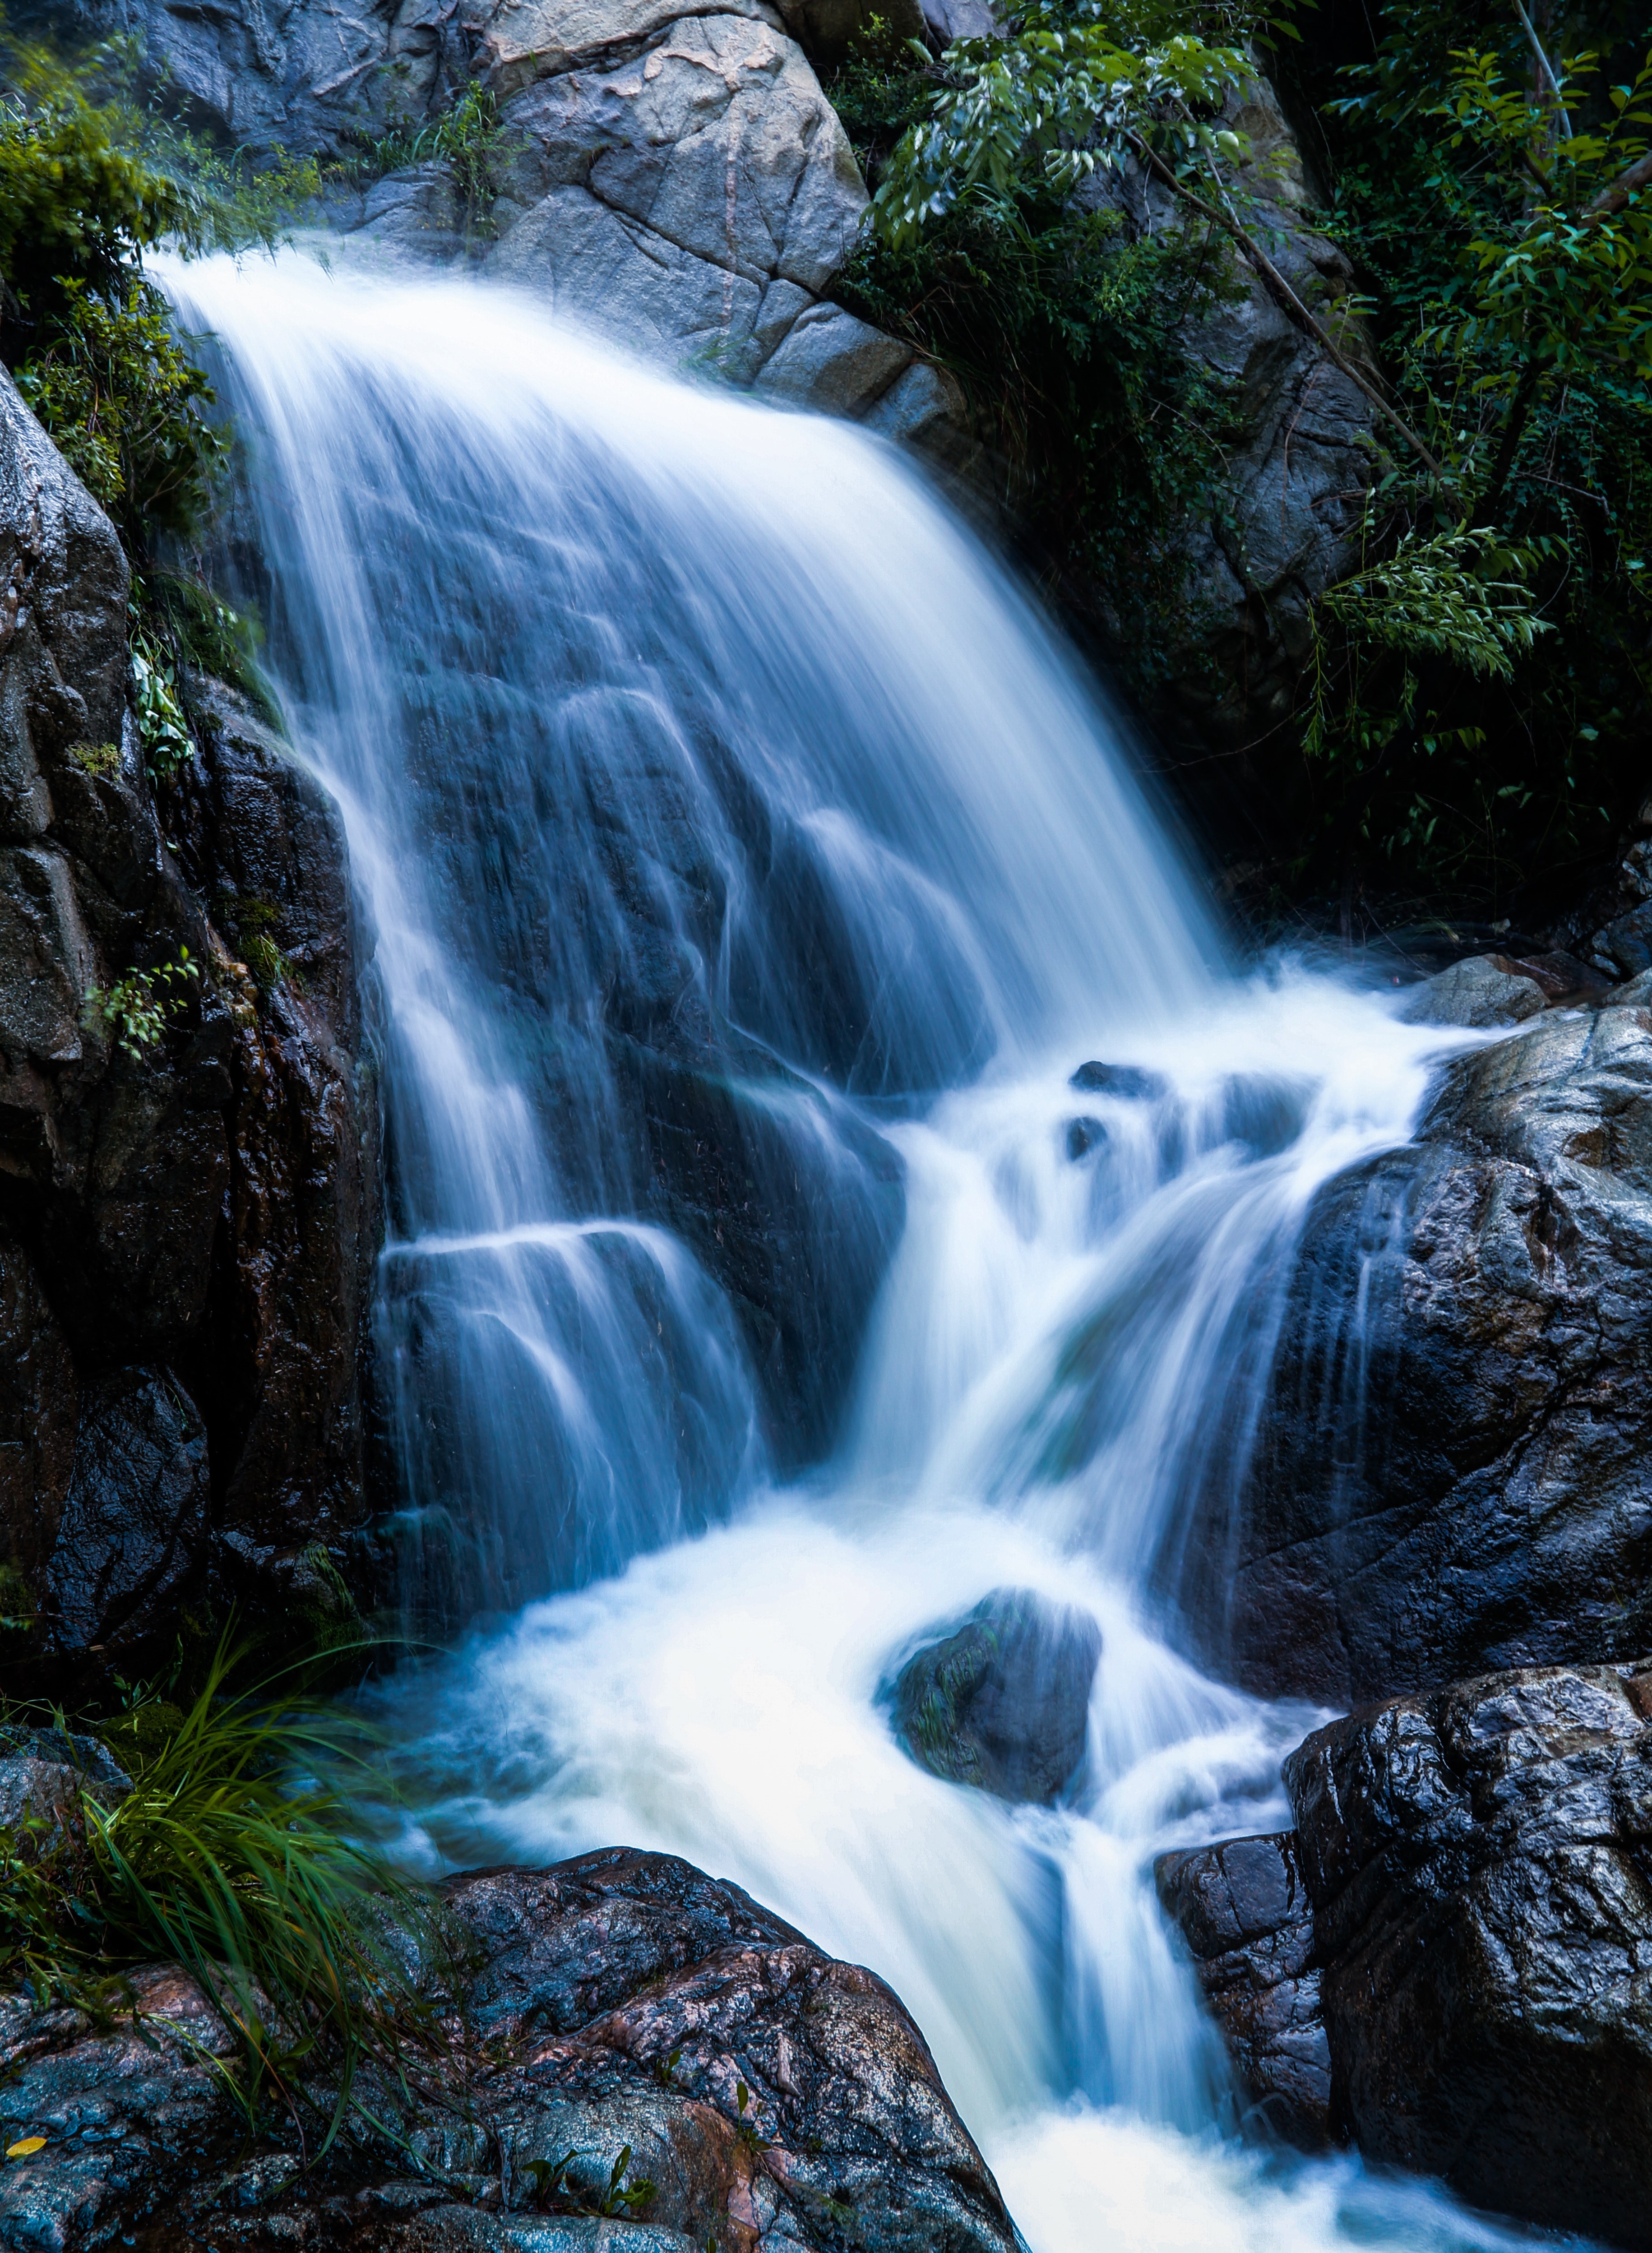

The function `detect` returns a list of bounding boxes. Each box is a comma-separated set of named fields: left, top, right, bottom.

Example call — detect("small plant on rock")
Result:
left=83, top=946, right=199, bottom=1058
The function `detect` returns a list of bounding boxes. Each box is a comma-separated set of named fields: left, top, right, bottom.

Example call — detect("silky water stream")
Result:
left=168, top=251, right=1569, bottom=2253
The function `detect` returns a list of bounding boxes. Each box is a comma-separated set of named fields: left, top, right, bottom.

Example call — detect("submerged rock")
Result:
left=1182, top=1001, right=1652, bottom=1706
left=1069, top=1061, right=1168, bottom=1101
left=1165, top=1662, right=1652, bottom=2249
left=889, top=1588, right=1101, bottom=1804
left=0, top=1849, right=1019, bottom=2253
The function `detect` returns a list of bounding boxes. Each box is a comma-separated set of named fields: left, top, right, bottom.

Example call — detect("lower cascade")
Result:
left=164, top=249, right=1563, bottom=2251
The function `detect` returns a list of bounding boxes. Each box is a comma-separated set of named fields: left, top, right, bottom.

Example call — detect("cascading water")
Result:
left=168, top=249, right=1549, bottom=2253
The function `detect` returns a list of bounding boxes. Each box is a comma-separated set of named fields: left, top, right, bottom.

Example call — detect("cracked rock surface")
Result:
left=0, top=1849, right=1018, bottom=2253
left=1176, top=995, right=1652, bottom=1706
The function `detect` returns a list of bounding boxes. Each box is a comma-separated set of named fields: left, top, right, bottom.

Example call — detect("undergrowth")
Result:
left=0, top=1636, right=436, bottom=2153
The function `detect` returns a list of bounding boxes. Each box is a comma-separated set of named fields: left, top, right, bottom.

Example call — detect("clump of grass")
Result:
left=0, top=1636, right=435, bottom=2152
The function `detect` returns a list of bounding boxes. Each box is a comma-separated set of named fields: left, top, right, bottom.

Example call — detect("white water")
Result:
left=167, top=252, right=1559, bottom=2253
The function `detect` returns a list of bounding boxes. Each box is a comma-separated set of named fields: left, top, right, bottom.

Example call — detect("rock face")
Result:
left=0, top=1848, right=1019, bottom=2253
left=888, top=1588, right=1101, bottom=1804
left=53, top=0, right=960, bottom=444
left=0, top=368, right=376, bottom=1678
left=1161, top=1662, right=1652, bottom=2250
left=1085, top=76, right=1376, bottom=755
left=1178, top=995, right=1652, bottom=1707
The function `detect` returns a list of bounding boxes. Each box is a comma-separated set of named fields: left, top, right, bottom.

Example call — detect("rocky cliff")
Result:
left=0, top=367, right=376, bottom=1684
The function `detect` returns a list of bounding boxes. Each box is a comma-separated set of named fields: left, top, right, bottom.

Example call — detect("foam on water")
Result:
left=162, top=247, right=1553, bottom=2253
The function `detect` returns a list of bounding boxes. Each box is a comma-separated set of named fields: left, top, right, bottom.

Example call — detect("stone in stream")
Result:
left=889, top=1588, right=1102, bottom=1804
left=1153, top=1832, right=1329, bottom=2149
left=0, top=1848, right=1019, bottom=2253
left=1398, top=953, right=1548, bottom=1028
left=1159, top=1661, right=1652, bottom=2250
left=1069, top=1061, right=1169, bottom=1101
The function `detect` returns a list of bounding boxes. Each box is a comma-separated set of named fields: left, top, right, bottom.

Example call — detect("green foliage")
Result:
left=833, top=14, right=1245, bottom=679
left=1291, top=0, right=1652, bottom=910
left=69, top=740, right=120, bottom=779
left=84, top=945, right=199, bottom=1058
left=0, top=1641, right=433, bottom=2150
left=130, top=627, right=194, bottom=777
left=868, top=0, right=1254, bottom=248
left=336, top=79, right=510, bottom=229
left=1315, top=523, right=1553, bottom=685
left=15, top=278, right=224, bottom=544
left=81, top=1641, right=415, bottom=2143
left=521, top=2144, right=658, bottom=2217
left=0, top=34, right=315, bottom=564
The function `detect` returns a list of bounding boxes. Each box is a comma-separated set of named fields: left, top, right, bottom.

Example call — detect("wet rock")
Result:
left=1065, top=1117, right=1106, bottom=1161
left=0, top=1724, right=130, bottom=1853
left=1183, top=1003, right=1652, bottom=1705
left=0, top=368, right=378, bottom=1675
left=889, top=1588, right=1101, bottom=1804
left=45, top=1367, right=211, bottom=1654
left=1154, top=1832, right=1331, bottom=2147
left=615, top=1034, right=903, bottom=1467
left=1551, top=837, right=1652, bottom=983
left=0, top=1233, right=77, bottom=1585
left=0, top=1850, right=1019, bottom=2253
left=1277, top=1662, right=1652, bottom=2248
left=1399, top=953, right=1547, bottom=1028
left=1069, top=1061, right=1168, bottom=1101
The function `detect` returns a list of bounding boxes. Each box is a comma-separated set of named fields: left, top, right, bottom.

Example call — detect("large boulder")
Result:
left=0, top=1848, right=1020, bottom=2253
left=0, top=369, right=377, bottom=1678
left=1081, top=75, right=1377, bottom=755
left=1161, top=1662, right=1652, bottom=2250
left=1176, top=993, right=1652, bottom=1707
left=888, top=1588, right=1101, bottom=1804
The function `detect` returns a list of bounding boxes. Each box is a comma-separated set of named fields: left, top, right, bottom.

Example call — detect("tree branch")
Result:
left=1122, top=130, right=1448, bottom=481
left=1512, top=0, right=1573, bottom=141
left=1588, top=148, right=1652, bottom=219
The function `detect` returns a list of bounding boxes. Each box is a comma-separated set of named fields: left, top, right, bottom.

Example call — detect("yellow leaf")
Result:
left=6, top=2138, right=45, bottom=2159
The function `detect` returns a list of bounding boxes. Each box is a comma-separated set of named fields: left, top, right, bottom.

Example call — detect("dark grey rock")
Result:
left=1180, top=1004, right=1652, bottom=1705
left=1275, top=1661, right=1652, bottom=2249
left=0, top=1850, right=1020, bottom=2253
left=46, top=1366, right=210, bottom=1653
left=1154, top=1832, right=1331, bottom=2147
left=0, top=368, right=378, bottom=1675
left=1069, top=1061, right=1168, bottom=1101
left=889, top=1587, right=1101, bottom=1804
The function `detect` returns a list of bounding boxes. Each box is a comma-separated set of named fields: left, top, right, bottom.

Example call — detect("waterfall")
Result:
left=167, top=250, right=1529, bottom=2253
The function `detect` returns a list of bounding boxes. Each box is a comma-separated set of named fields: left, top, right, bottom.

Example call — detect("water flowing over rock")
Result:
left=888, top=1588, right=1101, bottom=1805
left=1161, top=1662, right=1652, bottom=2251
left=1181, top=995, right=1652, bottom=1706
left=0, top=366, right=376, bottom=1675
left=0, top=1850, right=1018, bottom=2253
